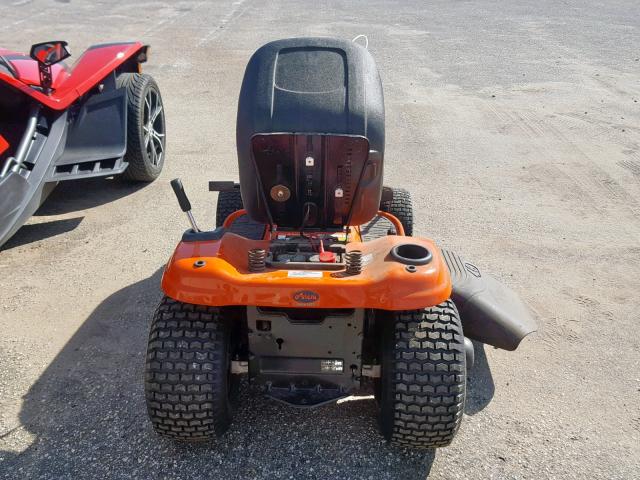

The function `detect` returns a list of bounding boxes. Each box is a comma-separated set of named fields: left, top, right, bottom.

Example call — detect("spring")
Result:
left=345, top=250, right=363, bottom=275
left=248, top=248, right=267, bottom=272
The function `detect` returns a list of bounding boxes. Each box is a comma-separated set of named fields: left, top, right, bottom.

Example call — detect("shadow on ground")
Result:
left=1, top=217, right=84, bottom=250
left=35, top=177, right=146, bottom=216
left=465, top=341, right=496, bottom=415
left=0, top=269, right=493, bottom=479
left=1, top=178, right=147, bottom=251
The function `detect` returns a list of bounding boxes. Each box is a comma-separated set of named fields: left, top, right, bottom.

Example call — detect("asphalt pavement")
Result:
left=1, top=0, right=639, bottom=479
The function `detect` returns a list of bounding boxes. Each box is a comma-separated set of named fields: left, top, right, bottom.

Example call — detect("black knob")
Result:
left=170, top=178, right=191, bottom=212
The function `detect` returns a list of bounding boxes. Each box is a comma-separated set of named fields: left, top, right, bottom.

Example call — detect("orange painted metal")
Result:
left=376, top=210, right=405, bottom=236
left=161, top=225, right=452, bottom=310
left=222, top=209, right=250, bottom=228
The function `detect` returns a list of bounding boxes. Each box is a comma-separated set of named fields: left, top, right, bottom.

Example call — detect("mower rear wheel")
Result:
left=117, top=73, right=165, bottom=182
left=380, top=187, right=413, bottom=236
left=378, top=301, right=466, bottom=448
left=215, top=189, right=244, bottom=227
left=144, top=297, right=238, bottom=441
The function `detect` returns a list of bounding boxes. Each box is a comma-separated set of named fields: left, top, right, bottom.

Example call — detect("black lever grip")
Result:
left=170, top=178, right=191, bottom=212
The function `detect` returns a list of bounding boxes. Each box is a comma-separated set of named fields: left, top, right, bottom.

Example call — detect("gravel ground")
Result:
left=1, top=0, right=639, bottom=479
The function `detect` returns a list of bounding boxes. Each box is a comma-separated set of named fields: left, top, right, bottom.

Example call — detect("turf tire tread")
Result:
left=144, top=297, right=231, bottom=441
left=381, top=300, right=466, bottom=448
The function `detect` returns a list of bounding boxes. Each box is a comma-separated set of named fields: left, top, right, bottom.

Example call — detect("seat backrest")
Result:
left=236, top=37, right=385, bottom=230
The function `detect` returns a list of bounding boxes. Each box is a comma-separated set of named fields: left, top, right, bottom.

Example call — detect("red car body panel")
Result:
left=0, top=42, right=144, bottom=110
left=0, top=135, right=8, bottom=155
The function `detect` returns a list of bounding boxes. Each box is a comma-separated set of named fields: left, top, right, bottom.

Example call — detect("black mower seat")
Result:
left=237, top=37, right=385, bottom=231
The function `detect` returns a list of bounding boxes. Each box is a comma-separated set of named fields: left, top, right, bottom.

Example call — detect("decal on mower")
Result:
left=464, top=262, right=482, bottom=278
left=287, top=270, right=322, bottom=278
left=292, top=290, right=320, bottom=303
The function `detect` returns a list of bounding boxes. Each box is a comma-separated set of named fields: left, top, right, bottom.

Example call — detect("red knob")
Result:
left=319, top=251, right=336, bottom=263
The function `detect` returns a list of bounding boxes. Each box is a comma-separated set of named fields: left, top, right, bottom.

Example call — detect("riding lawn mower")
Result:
left=146, top=37, right=537, bottom=448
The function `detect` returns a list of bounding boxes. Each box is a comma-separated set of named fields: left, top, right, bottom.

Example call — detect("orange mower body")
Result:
left=161, top=211, right=452, bottom=311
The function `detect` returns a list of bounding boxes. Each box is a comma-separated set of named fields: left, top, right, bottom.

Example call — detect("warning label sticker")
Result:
left=287, top=270, right=323, bottom=278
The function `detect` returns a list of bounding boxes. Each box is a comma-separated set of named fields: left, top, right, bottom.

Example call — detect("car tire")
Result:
left=117, top=73, right=165, bottom=182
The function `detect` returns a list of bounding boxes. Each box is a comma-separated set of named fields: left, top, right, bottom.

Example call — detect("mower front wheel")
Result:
left=380, top=187, right=413, bottom=236
left=144, top=297, right=238, bottom=441
left=378, top=301, right=466, bottom=448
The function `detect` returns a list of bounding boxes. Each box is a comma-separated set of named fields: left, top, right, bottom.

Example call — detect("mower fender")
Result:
left=442, top=249, right=537, bottom=351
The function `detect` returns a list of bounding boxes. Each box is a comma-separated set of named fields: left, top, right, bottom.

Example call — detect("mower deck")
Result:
left=248, top=306, right=364, bottom=407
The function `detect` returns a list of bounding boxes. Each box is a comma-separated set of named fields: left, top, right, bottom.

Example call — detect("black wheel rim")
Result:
left=143, top=88, right=165, bottom=167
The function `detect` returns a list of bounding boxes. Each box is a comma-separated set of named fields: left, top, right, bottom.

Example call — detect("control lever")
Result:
left=170, top=178, right=200, bottom=232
